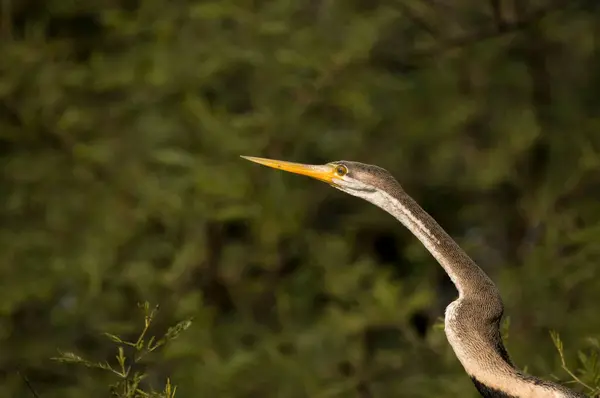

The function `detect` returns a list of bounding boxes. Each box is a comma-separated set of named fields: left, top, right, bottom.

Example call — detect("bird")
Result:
left=241, top=155, right=586, bottom=398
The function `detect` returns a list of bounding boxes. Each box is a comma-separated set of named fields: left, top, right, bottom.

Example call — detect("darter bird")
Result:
left=242, top=156, right=586, bottom=398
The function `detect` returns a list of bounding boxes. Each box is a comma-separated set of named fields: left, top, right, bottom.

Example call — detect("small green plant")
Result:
left=551, top=331, right=600, bottom=397
left=52, top=302, right=193, bottom=398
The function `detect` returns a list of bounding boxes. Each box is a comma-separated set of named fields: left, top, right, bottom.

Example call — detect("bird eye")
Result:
left=335, top=165, right=348, bottom=177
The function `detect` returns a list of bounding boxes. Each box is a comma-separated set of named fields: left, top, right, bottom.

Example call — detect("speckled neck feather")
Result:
left=335, top=161, right=585, bottom=398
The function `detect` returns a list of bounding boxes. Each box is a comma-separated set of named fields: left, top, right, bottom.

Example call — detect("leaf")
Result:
left=104, top=333, right=126, bottom=344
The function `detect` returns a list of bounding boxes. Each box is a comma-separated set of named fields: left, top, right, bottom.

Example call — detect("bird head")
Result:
left=241, top=156, right=402, bottom=202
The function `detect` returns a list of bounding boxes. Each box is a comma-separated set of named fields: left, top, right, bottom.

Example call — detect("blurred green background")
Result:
left=1, top=0, right=600, bottom=397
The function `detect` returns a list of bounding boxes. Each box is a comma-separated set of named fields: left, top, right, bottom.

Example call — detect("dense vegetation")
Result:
left=2, top=0, right=600, bottom=397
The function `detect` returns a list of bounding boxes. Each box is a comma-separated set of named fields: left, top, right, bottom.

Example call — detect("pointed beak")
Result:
left=241, top=156, right=338, bottom=185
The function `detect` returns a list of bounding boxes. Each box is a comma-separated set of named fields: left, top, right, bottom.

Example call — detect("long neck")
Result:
left=369, top=188, right=497, bottom=298
left=365, top=187, right=585, bottom=397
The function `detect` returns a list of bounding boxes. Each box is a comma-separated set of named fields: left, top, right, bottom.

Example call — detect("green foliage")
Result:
left=1, top=0, right=600, bottom=397
left=551, top=332, right=600, bottom=397
left=52, top=302, right=192, bottom=398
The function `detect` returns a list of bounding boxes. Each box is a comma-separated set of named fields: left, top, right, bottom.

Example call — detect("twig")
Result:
left=489, top=0, right=508, bottom=31
left=18, top=371, right=41, bottom=398
left=394, top=2, right=440, bottom=39
left=408, top=0, right=578, bottom=60
left=550, top=331, right=595, bottom=392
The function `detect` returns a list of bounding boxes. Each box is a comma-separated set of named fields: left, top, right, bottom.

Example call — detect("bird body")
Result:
left=242, top=156, right=586, bottom=398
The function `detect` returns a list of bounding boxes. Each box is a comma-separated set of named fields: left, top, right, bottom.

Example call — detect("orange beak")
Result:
left=241, top=156, right=337, bottom=185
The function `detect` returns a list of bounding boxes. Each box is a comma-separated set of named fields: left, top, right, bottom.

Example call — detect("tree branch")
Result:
left=411, top=0, right=577, bottom=60
left=489, top=0, right=508, bottom=31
